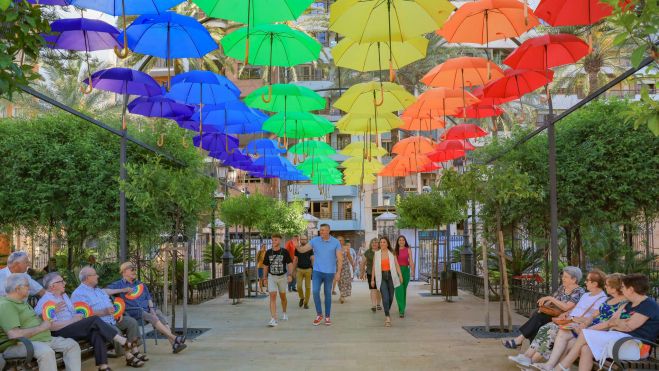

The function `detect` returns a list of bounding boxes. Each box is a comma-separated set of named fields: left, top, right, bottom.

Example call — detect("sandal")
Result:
left=384, top=319, right=392, bottom=327
left=125, top=356, right=144, bottom=368
left=339, top=297, right=345, bottom=304
left=371, top=306, right=376, bottom=312
left=172, top=342, right=187, bottom=354
left=376, top=305, right=382, bottom=311
left=502, top=339, right=520, bottom=349
left=132, top=351, right=149, bottom=362
left=175, top=335, right=187, bottom=344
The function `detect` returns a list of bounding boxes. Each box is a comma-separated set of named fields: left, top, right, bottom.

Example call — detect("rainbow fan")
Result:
left=124, top=283, right=144, bottom=300
left=41, top=301, right=57, bottom=321
left=113, top=297, right=126, bottom=320
left=74, top=302, right=93, bottom=318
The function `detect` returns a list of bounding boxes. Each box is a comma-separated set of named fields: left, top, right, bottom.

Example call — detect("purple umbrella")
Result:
left=193, top=133, right=240, bottom=153
left=128, top=88, right=194, bottom=119
left=24, top=0, right=71, bottom=5
left=45, top=18, right=122, bottom=93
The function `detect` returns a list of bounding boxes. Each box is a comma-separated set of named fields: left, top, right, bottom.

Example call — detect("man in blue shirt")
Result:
left=309, top=224, right=343, bottom=326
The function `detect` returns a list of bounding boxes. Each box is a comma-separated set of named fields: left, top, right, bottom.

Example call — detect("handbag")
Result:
left=551, top=298, right=600, bottom=326
left=539, top=303, right=563, bottom=317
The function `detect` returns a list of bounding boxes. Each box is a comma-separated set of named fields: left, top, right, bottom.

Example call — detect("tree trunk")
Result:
left=496, top=209, right=513, bottom=332
left=588, top=71, right=599, bottom=95
left=564, top=226, right=572, bottom=266
left=481, top=235, right=490, bottom=332
left=575, top=226, right=585, bottom=270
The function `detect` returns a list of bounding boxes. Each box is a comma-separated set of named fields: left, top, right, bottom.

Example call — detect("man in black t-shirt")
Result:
left=263, top=234, right=293, bottom=327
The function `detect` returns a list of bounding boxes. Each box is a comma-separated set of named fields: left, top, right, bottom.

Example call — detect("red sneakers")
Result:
left=313, top=315, right=323, bottom=326
left=324, top=317, right=332, bottom=326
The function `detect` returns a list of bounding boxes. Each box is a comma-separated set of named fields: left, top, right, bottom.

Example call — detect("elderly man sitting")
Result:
left=0, top=251, right=45, bottom=297
left=72, top=266, right=148, bottom=367
left=107, top=262, right=187, bottom=354
left=35, top=272, right=134, bottom=371
left=0, top=273, right=81, bottom=371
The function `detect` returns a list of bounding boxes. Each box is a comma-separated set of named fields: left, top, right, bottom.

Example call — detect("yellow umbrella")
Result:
left=344, top=173, right=377, bottom=185
left=332, top=37, right=428, bottom=73
left=340, top=141, right=388, bottom=157
left=336, top=112, right=403, bottom=134
left=334, top=82, right=415, bottom=114
left=342, top=158, right=385, bottom=172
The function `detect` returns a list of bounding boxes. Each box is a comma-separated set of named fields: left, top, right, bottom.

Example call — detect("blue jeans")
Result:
left=312, top=271, right=335, bottom=317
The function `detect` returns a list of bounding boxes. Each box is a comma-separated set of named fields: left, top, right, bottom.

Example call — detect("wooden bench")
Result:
left=1, top=338, right=102, bottom=370
left=596, top=336, right=659, bottom=371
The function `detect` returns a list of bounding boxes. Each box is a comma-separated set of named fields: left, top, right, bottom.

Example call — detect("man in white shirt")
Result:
left=0, top=251, right=45, bottom=297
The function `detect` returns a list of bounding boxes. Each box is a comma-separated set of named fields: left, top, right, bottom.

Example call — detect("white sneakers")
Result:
left=281, top=313, right=288, bottom=321
left=508, top=354, right=532, bottom=367
left=268, top=318, right=278, bottom=327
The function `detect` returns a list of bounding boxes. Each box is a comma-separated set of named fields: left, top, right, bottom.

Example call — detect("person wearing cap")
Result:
left=106, top=262, right=187, bottom=354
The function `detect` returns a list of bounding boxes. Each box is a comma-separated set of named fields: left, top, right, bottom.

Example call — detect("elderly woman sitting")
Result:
left=35, top=272, right=132, bottom=371
left=508, top=269, right=608, bottom=368
left=549, top=273, right=659, bottom=371
left=502, top=266, right=585, bottom=351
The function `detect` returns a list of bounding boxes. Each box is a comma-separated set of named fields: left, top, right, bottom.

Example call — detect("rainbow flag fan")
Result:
left=113, top=297, right=126, bottom=320
left=74, top=302, right=93, bottom=318
left=125, top=283, right=145, bottom=300
left=41, top=301, right=57, bottom=321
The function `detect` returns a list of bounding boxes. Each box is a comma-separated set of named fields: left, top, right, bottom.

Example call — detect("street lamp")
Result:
left=217, top=166, right=234, bottom=276
left=210, top=191, right=223, bottom=279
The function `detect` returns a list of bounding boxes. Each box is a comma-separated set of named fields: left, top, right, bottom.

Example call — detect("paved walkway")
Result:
left=86, top=281, right=529, bottom=370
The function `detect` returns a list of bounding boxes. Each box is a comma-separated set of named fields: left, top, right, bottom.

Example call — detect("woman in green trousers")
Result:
left=394, top=236, right=415, bottom=318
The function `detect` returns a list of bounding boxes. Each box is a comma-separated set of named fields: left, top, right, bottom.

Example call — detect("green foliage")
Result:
left=203, top=242, right=245, bottom=265
left=256, top=200, right=307, bottom=237
left=623, top=86, right=659, bottom=136
left=0, top=1, right=50, bottom=99
left=396, top=184, right=464, bottom=230
left=602, top=0, right=658, bottom=68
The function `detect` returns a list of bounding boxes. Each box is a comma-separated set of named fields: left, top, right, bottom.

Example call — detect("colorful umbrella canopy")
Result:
left=473, top=86, right=517, bottom=105
left=378, top=154, right=432, bottom=176
left=400, top=115, right=446, bottom=131
left=341, top=158, right=385, bottom=172
left=245, top=84, right=326, bottom=113
left=27, top=0, right=71, bottom=5
left=453, top=103, right=504, bottom=118
left=166, top=71, right=241, bottom=105
left=503, top=34, right=590, bottom=70
left=188, top=101, right=267, bottom=129
left=334, top=82, right=415, bottom=114
left=262, top=112, right=334, bottom=139
left=482, top=69, right=554, bottom=100
left=192, top=0, right=313, bottom=24
left=45, top=18, right=120, bottom=51
left=128, top=92, right=194, bottom=119
left=244, top=138, right=286, bottom=156
left=340, top=142, right=388, bottom=157
left=332, top=37, right=428, bottom=72
left=336, top=112, right=403, bottom=134
left=221, top=24, right=321, bottom=67
left=344, top=173, right=377, bottom=185
left=404, top=87, right=479, bottom=118
left=441, top=124, right=488, bottom=140
left=535, top=0, right=613, bottom=26
left=426, top=148, right=465, bottom=162
left=297, top=156, right=340, bottom=171
left=83, top=67, right=161, bottom=97
left=392, top=136, right=435, bottom=155
left=289, top=140, right=336, bottom=156
left=435, top=139, right=476, bottom=152
left=417, top=162, right=442, bottom=172
left=438, top=0, right=539, bottom=44
left=421, top=57, right=504, bottom=88
left=193, top=133, right=240, bottom=152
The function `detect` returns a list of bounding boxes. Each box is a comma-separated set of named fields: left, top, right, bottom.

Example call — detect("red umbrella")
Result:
left=503, top=34, right=590, bottom=70
left=436, top=139, right=476, bottom=151
left=441, top=124, right=488, bottom=140
left=392, top=136, right=435, bottom=155
left=535, top=0, right=613, bottom=26
left=483, top=68, right=554, bottom=100
left=473, top=86, right=517, bottom=105
left=453, top=103, right=504, bottom=118
left=417, top=162, right=442, bottom=173
left=426, top=149, right=466, bottom=162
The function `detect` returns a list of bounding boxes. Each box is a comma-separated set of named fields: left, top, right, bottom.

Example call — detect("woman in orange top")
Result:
left=371, top=237, right=403, bottom=327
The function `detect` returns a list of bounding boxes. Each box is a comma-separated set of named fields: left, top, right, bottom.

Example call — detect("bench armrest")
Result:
left=0, top=337, right=35, bottom=364
left=612, top=336, right=659, bottom=365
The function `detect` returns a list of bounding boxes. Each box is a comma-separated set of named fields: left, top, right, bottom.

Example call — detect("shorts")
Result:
left=258, top=267, right=264, bottom=278
left=267, top=274, right=287, bottom=293
left=367, top=274, right=377, bottom=290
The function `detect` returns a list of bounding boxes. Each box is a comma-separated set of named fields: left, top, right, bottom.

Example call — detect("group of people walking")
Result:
left=260, top=224, right=415, bottom=328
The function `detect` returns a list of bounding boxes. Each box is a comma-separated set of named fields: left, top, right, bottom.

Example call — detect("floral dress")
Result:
left=338, top=249, right=352, bottom=297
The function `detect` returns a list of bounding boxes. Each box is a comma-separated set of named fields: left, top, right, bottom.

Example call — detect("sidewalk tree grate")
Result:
left=462, top=325, right=521, bottom=339
left=144, top=328, right=210, bottom=340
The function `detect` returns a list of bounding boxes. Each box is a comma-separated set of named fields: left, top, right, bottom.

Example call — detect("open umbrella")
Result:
left=341, top=157, right=385, bottom=172
left=392, top=136, right=435, bottom=155
left=442, top=124, right=488, bottom=140
left=245, top=84, right=326, bottom=112
left=128, top=90, right=194, bottom=120
left=535, top=0, right=613, bottom=26
left=473, top=85, right=517, bottom=106
left=297, top=156, right=340, bottom=171
left=483, top=69, right=554, bottom=101
left=193, top=133, right=240, bottom=153
left=188, top=101, right=267, bottom=130
left=71, top=0, right=185, bottom=58
left=289, top=140, right=336, bottom=156
left=45, top=18, right=121, bottom=93
left=334, top=81, right=415, bottom=114
left=378, top=154, right=432, bottom=177
left=426, top=148, right=466, bottom=162
left=332, top=37, right=428, bottom=73
left=503, top=34, right=590, bottom=71
left=340, top=142, right=388, bottom=157
left=121, top=12, right=219, bottom=88
left=27, top=0, right=71, bottom=5
left=404, top=87, right=479, bottom=120
left=453, top=103, right=504, bottom=119
left=336, top=112, right=403, bottom=134
left=421, top=57, right=504, bottom=88
left=401, top=114, right=446, bottom=131
left=244, top=139, right=286, bottom=156
left=262, top=112, right=334, bottom=139
left=436, top=139, right=476, bottom=152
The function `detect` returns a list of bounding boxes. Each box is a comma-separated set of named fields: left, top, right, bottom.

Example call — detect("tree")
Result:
left=256, top=200, right=307, bottom=237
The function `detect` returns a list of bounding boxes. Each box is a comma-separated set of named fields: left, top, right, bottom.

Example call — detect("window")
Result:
left=336, top=201, right=353, bottom=220
left=237, top=63, right=262, bottom=80
left=295, top=65, right=324, bottom=81
left=316, top=32, right=329, bottom=46
left=310, top=201, right=332, bottom=219
left=335, top=134, right=351, bottom=150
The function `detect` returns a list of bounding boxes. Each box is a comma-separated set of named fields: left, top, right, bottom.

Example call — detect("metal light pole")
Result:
left=210, top=194, right=219, bottom=280
left=218, top=167, right=233, bottom=276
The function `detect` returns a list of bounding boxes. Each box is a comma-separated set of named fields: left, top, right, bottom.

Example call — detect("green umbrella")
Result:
left=289, top=140, right=336, bottom=156
left=262, top=112, right=334, bottom=139
left=308, top=168, right=344, bottom=184
left=245, top=84, right=326, bottom=113
left=297, top=156, right=339, bottom=171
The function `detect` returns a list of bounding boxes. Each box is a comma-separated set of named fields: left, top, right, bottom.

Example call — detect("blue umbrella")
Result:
left=121, top=12, right=218, bottom=87
left=128, top=88, right=194, bottom=119
left=190, top=101, right=267, bottom=129
left=193, top=133, right=239, bottom=153
left=70, top=0, right=185, bottom=58
left=244, top=138, right=286, bottom=156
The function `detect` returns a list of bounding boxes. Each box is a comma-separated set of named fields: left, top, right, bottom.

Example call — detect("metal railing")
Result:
left=511, top=284, right=549, bottom=318
left=189, top=276, right=232, bottom=304
left=311, top=211, right=357, bottom=220
left=456, top=271, right=486, bottom=299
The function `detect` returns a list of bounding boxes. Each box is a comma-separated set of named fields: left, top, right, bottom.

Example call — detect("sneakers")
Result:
left=281, top=313, right=288, bottom=321
left=268, top=318, right=278, bottom=327
left=313, top=315, right=323, bottom=326
left=299, top=298, right=304, bottom=307
left=303, top=303, right=309, bottom=309
left=324, top=317, right=332, bottom=326
left=508, top=354, right=532, bottom=367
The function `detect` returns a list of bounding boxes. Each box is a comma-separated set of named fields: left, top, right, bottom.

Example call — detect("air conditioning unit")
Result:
left=422, top=186, right=432, bottom=193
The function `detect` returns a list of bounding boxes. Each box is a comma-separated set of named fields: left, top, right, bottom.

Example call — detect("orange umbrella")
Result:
left=404, top=87, right=479, bottom=119
left=392, top=136, right=435, bottom=155
left=472, top=85, right=517, bottom=105
left=426, top=148, right=465, bottom=162
left=418, top=162, right=442, bottom=173
left=400, top=115, right=446, bottom=131
left=421, top=56, right=504, bottom=88
left=436, top=139, right=476, bottom=151
left=437, top=0, right=540, bottom=45
left=378, top=154, right=432, bottom=177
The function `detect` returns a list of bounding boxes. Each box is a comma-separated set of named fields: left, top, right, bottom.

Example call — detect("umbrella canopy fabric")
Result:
left=193, top=133, right=240, bottom=152
left=472, top=86, right=517, bottom=105
left=392, top=136, right=435, bottom=155
left=400, top=115, right=446, bottom=131
left=27, top=0, right=70, bottom=5
left=441, top=124, right=488, bottom=140
left=341, top=158, right=384, bottom=172
left=421, top=57, right=504, bottom=88
left=167, top=71, right=240, bottom=105
left=435, top=139, right=476, bottom=152
left=289, top=140, right=336, bottom=155
left=70, top=0, right=184, bottom=15
left=334, top=82, right=415, bottom=114
left=330, top=0, right=455, bottom=42
left=332, top=37, right=428, bottom=72
left=189, top=101, right=267, bottom=128
left=245, top=84, right=326, bottom=112
left=128, top=93, right=193, bottom=119
left=378, top=154, right=432, bottom=176
left=262, top=112, right=334, bottom=139
left=344, top=173, right=377, bottom=185
left=336, top=112, right=403, bottom=134
left=417, top=162, right=442, bottom=172
left=535, top=0, right=613, bottom=26
left=340, top=142, right=388, bottom=157
left=483, top=69, right=554, bottom=99
left=404, top=87, right=479, bottom=117
left=297, top=156, right=340, bottom=171
left=454, top=103, right=504, bottom=118
left=503, top=34, right=590, bottom=70
left=83, top=67, right=161, bottom=96
left=244, top=139, right=287, bottom=156
left=45, top=18, right=121, bottom=51
left=192, top=0, right=313, bottom=24
left=121, top=12, right=218, bottom=59
left=221, top=24, right=321, bottom=67
left=426, top=148, right=466, bottom=162
left=438, top=0, right=539, bottom=44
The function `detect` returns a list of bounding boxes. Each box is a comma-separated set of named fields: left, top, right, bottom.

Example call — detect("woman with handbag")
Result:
left=550, top=273, right=659, bottom=371
left=502, top=266, right=585, bottom=350
left=508, top=269, right=608, bottom=367
left=371, top=237, right=403, bottom=327
left=531, top=273, right=629, bottom=371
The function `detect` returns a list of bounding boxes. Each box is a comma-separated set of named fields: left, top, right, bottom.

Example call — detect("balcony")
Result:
left=311, top=210, right=356, bottom=221
left=316, top=211, right=360, bottom=231
left=288, top=184, right=358, bottom=201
